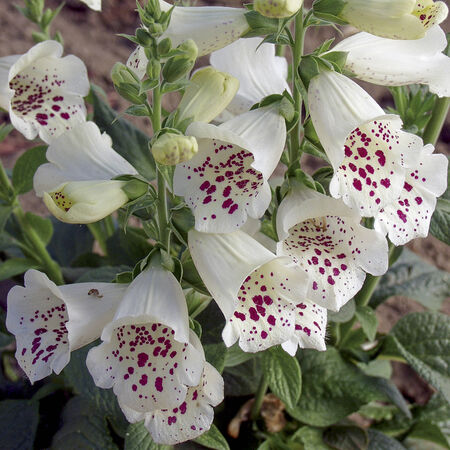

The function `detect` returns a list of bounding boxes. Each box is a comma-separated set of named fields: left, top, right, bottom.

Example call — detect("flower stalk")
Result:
left=250, top=373, right=269, bottom=420
left=422, top=96, right=450, bottom=146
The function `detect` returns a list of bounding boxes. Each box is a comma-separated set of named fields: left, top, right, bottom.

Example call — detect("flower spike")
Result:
left=189, top=230, right=327, bottom=353
left=276, top=187, right=388, bottom=311
left=333, top=26, right=450, bottom=97
left=0, top=41, right=89, bottom=143
left=6, top=270, right=127, bottom=384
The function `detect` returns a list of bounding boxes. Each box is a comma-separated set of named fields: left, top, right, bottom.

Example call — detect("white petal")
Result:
left=34, top=121, right=137, bottom=195
left=308, top=71, right=384, bottom=169
left=282, top=300, right=327, bottom=355
left=6, top=270, right=124, bottom=383
left=375, top=147, right=448, bottom=245
left=276, top=187, right=388, bottom=311
left=173, top=121, right=270, bottom=233
left=126, top=46, right=147, bottom=80
left=210, top=38, right=290, bottom=115
left=0, top=55, right=19, bottom=109
left=8, top=41, right=89, bottom=143
left=79, top=0, right=101, bottom=11
left=160, top=1, right=249, bottom=57
left=334, top=26, right=450, bottom=97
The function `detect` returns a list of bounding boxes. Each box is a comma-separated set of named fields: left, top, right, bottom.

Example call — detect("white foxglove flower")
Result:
left=173, top=106, right=286, bottom=233
left=6, top=269, right=127, bottom=383
left=276, top=187, right=388, bottom=311
left=87, top=265, right=205, bottom=414
left=127, top=1, right=248, bottom=77
left=333, top=26, right=450, bottom=97
left=0, top=41, right=89, bottom=143
left=120, top=362, right=224, bottom=445
left=80, top=0, right=101, bottom=11
left=189, top=230, right=327, bottom=354
left=308, top=70, right=447, bottom=245
left=254, top=0, right=303, bottom=18
left=335, top=0, right=448, bottom=40
left=374, top=144, right=448, bottom=245
left=210, top=38, right=290, bottom=120
left=33, top=121, right=138, bottom=224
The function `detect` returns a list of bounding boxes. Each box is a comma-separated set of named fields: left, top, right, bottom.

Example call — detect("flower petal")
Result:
left=126, top=46, right=147, bottom=80
left=0, top=54, right=19, bottom=109
left=210, top=38, right=290, bottom=117
left=34, top=121, right=137, bottom=195
left=6, top=270, right=125, bottom=383
left=7, top=41, right=89, bottom=143
left=334, top=26, right=450, bottom=97
left=79, top=0, right=101, bottom=11
left=374, top=146, right=448, bottom=245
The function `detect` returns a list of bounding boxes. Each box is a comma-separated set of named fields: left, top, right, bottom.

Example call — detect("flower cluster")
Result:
left=2, top=0, right=448, bottom=445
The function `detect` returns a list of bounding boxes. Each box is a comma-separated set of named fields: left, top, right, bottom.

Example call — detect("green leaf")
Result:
left=262, top=346, right=302, bottom=409
left=25, top=211, right=53, bottom=246
left=430, top=166, right=450, bottom=245
left=389, top=312, right=450, bottom=403
left=0, top=399, right=39, bottom=450
left=52, top=396, right=118, bottom=450
left=224, top=342, right=256, bottom=368
left=223, top=357, right=262, bottom=397
left=323, top=425, right=368, bottom=450
left=328, top=298, right=355, bottom=323
left=408, top=421, right=450, bottom=449
left=355, top=305, right=378, bottom=341
left=0, top=123, right=14, bottom=142
left=371, top=249, right=450, bottom=310
left=92, top=89, right=156, bottom=181
left=124, top=421, right=171, bottom=450
left=75, top=265, right=131, bottom=283
left=204, top=343, right=227, bottom=374
left=0, top=205, right=13, bottom=232
left=291, top=426, right=332, bottom=450
left=12, top=145, right=47, bottom=195
left=287, top=348, right=387, bottom=426
left=367, top=430, right=406, bottom=450
left=193, top=424, right=230, bottom=450
left=0, top=257, right=39, bottom=281
left=0, top=330, right=13, bottom=348
left=64, top=343, right=128, bottom=437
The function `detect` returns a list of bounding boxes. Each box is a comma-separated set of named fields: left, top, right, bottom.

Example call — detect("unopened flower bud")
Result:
left=162, top=39, right=198, bottom=83
left=111, top=62, right=139, bottom=85
left=146, top=59, right=161, bottom=80
left=136, top=28, right=153, bottom=47
left=157, top=37, right=172, bottom=56
left=111, top=63, right=146, bottom=104
left=254, top=0, right=304, bottom=18
left=178, top=67, right=239, bottom=124
left=151, top=133, right=198, bottom=166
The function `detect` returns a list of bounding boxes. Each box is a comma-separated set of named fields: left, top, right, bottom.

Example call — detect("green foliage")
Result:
left=124, top=422, right=171, bottom=450
left=193, top=424, right=230, bottom=450
left=371, top=249, right=450, bottom=310
left=430, top=166, right=450, bottom=245
left=0, top=257, right=39, bottom=281
left=11, top=145, right=47, bottom=195
left=355, top=305, right=378, bottom=341
left=24, top=212, right=53, bottom=246
left=204, top=343, right=227, bottom=374
left=367, top=430, right=406, bottom=450
left=262, top=346, right=302, bottom=409
left=323, top=425, right=368, bottom=450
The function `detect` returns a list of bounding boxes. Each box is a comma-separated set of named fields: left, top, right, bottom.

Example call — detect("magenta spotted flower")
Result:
left=308, top=70, right=448, bottom=245
left=0, top=41, right=89, bottom=143
left=276, top=187, right=388, bottom=311
left=174, top=106, right=286, bottom=233
left=189, top=229, right=327, bottom=354
left=6, top=269, right=127, bottom=383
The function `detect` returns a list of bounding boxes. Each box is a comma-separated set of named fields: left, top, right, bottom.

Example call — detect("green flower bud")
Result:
left=136, top=28, right=153, bottom=47
left=151, top=133, right=198, bottom=166
left=111, top=63, right=146, bottom=104
left=146, top=60, right=161, bottom=81
left=157, top=37, right=172, bottom=57
left=162, top=39, right=198, bottom=83
left=111, top=62, right=139, bottom=85
left=178, top=67, right=239, bottom=124
left=254, top=0, right=303, bottom=18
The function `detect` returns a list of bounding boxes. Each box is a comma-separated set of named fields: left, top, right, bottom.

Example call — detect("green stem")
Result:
left=13, top=205, right=64, bottom=285
left=422, top=97, right=450, bottom=146
left=391, top=87, right=407, bottom=118
left=250, top=373, right=269, bottom=421
left=87, top=222, right=108, bottom=255
left=103, top=215, right=115, bottom=237
left=288, top=9, right=305, bottom=167
left=339, top=243, right=396, bottom=347
left=0, top=161, right=14, bottom=203
left=151, top=83, right=170, bottom=249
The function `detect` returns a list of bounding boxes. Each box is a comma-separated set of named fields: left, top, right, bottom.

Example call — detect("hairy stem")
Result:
left=422, top=97, right=450, bottom=146
left=250, top=373, right=269, bottom=421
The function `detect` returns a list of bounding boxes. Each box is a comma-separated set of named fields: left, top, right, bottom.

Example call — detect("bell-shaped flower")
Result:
left=173, top=106, right=286, bottom=233
left=6, top=269, right=127, bottom=383
left=276, top=187, right=388, bottom=311
left=33, top=121, right=139, bottom=224
left=325, top=0, right=448, bottom=40
left=254, top=0, right=303, bottom=18
left=119, top=361, right=223, bottom=445
left=374, top=144, right=448, bottom=245
left=177, top=67, right=240, bottom=124
left=126, top=0, right=249, bottom=77
left=333, top=25, right=450, bottom=97
left=308, top=70, right=447, bottom=245
left=189, top=230, right=327, bottom=354
left=151, top=133, right=199, bottom=166
left=210, top=37, right=290, bottom=120
left=0, top=40, right=89, bottom=143
left=86, top=264, right=205, bottom=414
left=80, top=0, right=101, bottom=10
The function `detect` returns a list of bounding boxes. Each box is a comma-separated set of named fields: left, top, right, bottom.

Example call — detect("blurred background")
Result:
left=0, top=0, right=449, bottom=405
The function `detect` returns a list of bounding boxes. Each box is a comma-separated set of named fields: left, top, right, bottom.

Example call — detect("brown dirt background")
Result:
left=0, top=0, right=449, bottom=404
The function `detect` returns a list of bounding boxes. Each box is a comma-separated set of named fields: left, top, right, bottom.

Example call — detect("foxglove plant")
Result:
left=1, top=0, right=449, bottom=448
